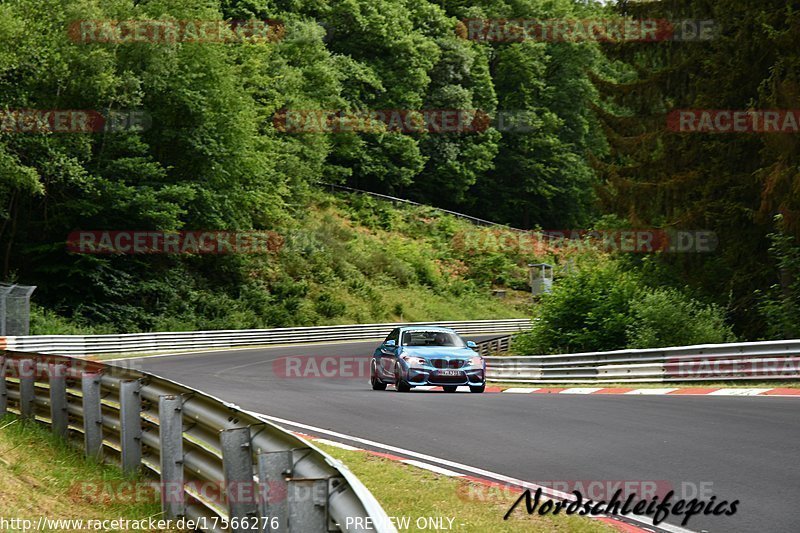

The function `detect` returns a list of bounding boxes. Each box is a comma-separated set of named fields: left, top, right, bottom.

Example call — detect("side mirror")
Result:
left=466, top=341, right=477, bottom=349
left=385, top=339, right=396, bottom=347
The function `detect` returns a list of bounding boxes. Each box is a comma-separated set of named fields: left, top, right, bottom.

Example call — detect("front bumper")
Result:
left=405, top=366, right=485, bottom=387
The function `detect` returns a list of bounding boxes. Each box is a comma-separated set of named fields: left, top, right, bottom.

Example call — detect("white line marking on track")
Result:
left=401, top=460, right=465, bottom=477
left=502, top=387, right=539, bottom=393
left=246, top=410, right=693, bottom=533
left=560, top=387, right=604, bottom=394
left=625, top=388, right=680, bottom=395
left=314, top=438, right=363, bottom=451
left=707, top=388, right=772, bottom=396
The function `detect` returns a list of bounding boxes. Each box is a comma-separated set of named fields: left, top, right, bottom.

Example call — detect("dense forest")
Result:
left=0, top=0, right=797, bottom=348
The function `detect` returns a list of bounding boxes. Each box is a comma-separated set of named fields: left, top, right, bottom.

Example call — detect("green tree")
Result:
left=591, top=0, right=800, bottom=338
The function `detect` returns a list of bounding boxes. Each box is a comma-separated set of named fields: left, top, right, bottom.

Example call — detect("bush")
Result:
left=514, top=261, right=639, bottom=354
left=314, top=293, right=347, bottom=319
left=30, top=305, right=115, bottom=335
left=627, top=288, right=735, bottom=348
left=513, top=259, right=736, bottom=354
left=29, top=194, right=530, bottom=333
left=757, top=225, right=800, bottom=339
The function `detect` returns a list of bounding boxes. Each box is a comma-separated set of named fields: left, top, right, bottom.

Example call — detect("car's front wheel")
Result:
left=469, top=383, right=486, bottom=393
left=394, top=364, right=411, bottom=392
left=371, top=360, right=387, bottom=390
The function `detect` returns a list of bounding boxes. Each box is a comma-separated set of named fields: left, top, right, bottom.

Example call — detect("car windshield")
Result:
left=401, top=330, right=465, bottom=347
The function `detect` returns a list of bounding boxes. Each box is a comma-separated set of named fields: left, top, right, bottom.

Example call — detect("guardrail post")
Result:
left=158, top=395, right=185, bottom=519
left=119, top=380, right=142, bottom=475
left=82, top=372, right=103, bottom=459
left=257, top=451, right=290, bottom=532
left=19, top=359, right=36, bottom=419
left=0, top=356, right=6, bottom=416
left=49, top=364, right=68, bottom=438
left=288, top=479, right=329, bottom=531
left=221, top=427, right=258, bottom=531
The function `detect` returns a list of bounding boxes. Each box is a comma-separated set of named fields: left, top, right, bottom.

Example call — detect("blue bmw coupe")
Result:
left=370, top=326, right=486, bottom=393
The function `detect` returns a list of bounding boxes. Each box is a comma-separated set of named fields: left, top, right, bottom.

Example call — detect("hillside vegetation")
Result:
left=32, top=192, right=539, bottom=333
left=1, top=0, right=797, bottom=344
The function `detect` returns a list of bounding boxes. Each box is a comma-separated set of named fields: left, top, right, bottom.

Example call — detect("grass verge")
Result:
left=314, top=441, right=614, bottom=533
left=0, top=415, right=175, bottom=532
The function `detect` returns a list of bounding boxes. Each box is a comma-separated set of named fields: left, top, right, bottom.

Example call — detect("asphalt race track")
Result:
left=124, top=339, right=800, bottom=533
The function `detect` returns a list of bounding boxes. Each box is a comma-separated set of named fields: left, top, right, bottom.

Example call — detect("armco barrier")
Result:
left=485, top=339, right=800, bottom=383
left=0, top=319, right=532, bottom=357
left=0, top=350, right=394, bottom=532
left=474, top=335, right=513, bottom=357
left=322, top=183, right=528, bottom=232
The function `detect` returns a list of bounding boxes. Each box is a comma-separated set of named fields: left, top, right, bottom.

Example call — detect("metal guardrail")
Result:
left=485, top=339, right=800, bottom=383
left=474, top=335, right=513, bottom=357
left=0, top=350, right=394, bottom=532
left=321, top=183, right=539, bottom=234
left=0, top=319, right=532, bottom=357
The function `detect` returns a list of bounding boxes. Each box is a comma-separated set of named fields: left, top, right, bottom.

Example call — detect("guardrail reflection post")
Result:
left=49, top=363, right=68, bottom=438
left=19, top=359, right=36, bottom=419
left=0, top=356, right=7, bottom=416
left=221, top=427, right=258, bottom=531
left=82, top=372, right=103, bottom=459
left=119, top=380, right=142, bottom=475
left=257, top=451, right=290, bottom=532
left=158, top=395, right=185, bottom=518
left=288, top=479, right=329, bottom=531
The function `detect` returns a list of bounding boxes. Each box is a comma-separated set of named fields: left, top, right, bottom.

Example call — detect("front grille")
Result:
left=431, top=359, right=465, bottom=369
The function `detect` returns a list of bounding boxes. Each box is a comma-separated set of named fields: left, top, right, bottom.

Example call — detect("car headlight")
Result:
left=402, top=355, right=427, bottom=367
left=468, top=356, right=484, bottom=367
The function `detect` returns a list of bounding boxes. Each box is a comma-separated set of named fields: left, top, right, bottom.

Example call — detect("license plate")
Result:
left=438, top=369, right=460, bottom=377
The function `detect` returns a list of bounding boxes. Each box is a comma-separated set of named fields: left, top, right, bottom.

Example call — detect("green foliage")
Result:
left=592, top=0, right=800, bottom=338
left=514, top=258, right=735, bottom=354
left=314, top=293, right=347, bottom=319
left=627, top=289, right=736, bottom=349
left=757, top=222, right=800, bottom=339
left=26, top=194, right=531, bottom=333
left=1, top=0, right=788, bottom=344
left=515, top=260, right=639, bottom=354
left=0, top=0, right=607, bottom=333
left=29, top=304, right=115, bottom=335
